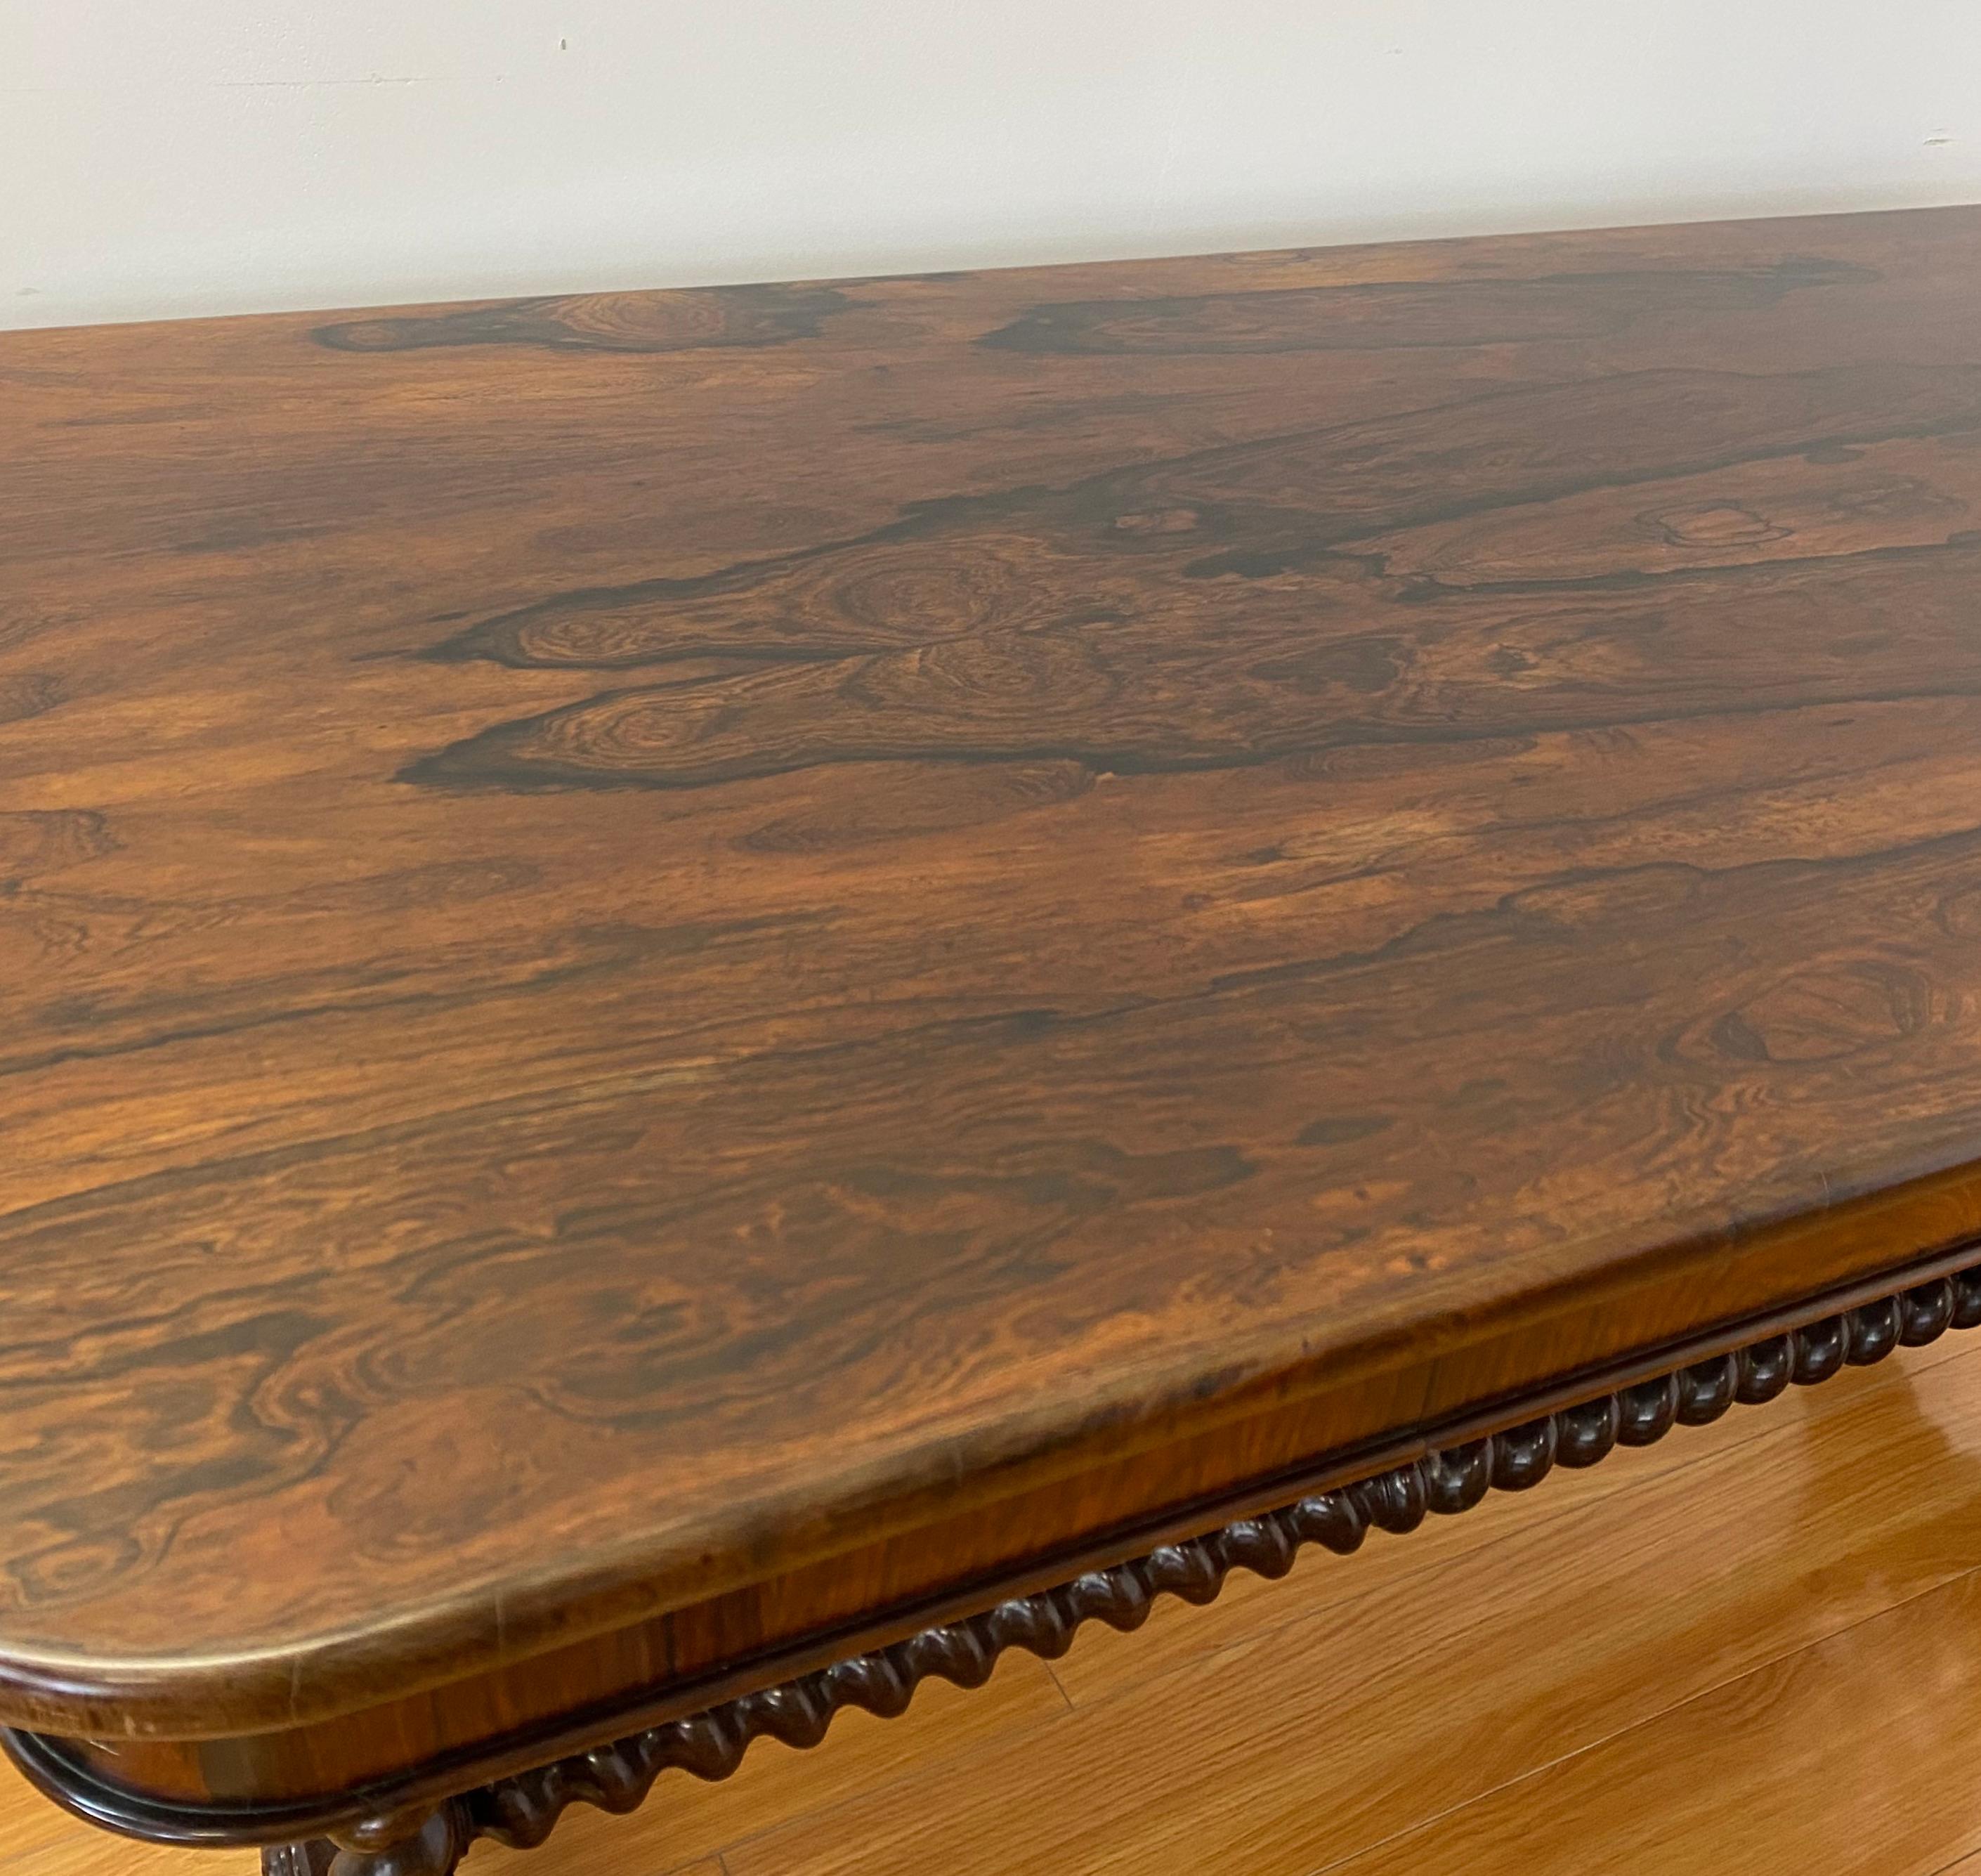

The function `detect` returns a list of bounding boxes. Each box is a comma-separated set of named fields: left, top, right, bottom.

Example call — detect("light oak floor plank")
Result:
left=1328, top=1567, right=1981, bottom=1876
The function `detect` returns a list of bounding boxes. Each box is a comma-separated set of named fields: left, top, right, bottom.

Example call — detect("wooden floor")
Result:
left=17, top=1331, right=1981, bottom=1875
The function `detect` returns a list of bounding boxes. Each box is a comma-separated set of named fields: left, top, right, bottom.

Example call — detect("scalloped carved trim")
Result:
left=268, top=1264, right=1981, bottom=1872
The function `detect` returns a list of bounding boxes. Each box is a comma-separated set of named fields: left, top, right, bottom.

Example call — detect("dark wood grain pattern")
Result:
left=332, top=1262, right=1981, bottom=1876
left=5, top=207, right=1981, bottom=1783
left=16, top=1254, right=1979, bottom=1871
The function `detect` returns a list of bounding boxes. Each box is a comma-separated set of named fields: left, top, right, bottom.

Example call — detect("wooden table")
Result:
left=5, top=204, right=1981, bottom=1875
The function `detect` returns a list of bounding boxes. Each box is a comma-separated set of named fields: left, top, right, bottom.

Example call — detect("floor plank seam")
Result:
left=1300, top=1544, right=1981, bottom=1876
left=1921, top=1846, right=1981, bottom=1876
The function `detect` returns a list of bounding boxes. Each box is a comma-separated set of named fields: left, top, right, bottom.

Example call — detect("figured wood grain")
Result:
left=22, top=1235, right=1970, bottom=1828
left=5, top=205, right=1981, bottom=1753
left=7, top=1340, right=1981, bottom=1875
left=140, top=1267, right=1959, bottom=1870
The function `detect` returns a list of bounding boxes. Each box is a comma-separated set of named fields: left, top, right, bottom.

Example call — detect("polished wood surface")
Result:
left=8, top=1334, right=1981, bottom=1874
left=32, top=1253, right=1954, bottom=1863
left=30, top=1242, right=1973, bottom=1831
left=6, top=204, right=1981, bottom=1751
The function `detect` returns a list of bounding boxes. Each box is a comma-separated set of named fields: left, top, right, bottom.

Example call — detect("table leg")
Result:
left=261, top=1846, right=334, bottom=1875
left=263, top=1803, right=469, bottom=1876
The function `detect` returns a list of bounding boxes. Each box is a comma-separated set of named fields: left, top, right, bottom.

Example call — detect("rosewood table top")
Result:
left=6, top=206, right=1981, bottom=1825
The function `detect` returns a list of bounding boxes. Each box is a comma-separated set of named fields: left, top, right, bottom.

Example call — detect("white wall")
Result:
left=4, top=0, right=1978, bottom=332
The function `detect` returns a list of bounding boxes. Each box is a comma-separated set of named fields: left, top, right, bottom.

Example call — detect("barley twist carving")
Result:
left=270, top=1266, right=1981, bottom=1874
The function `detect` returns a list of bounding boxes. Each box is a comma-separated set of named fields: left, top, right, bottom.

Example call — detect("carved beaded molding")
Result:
left=257, top=1262, right=1981, bottom=1873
